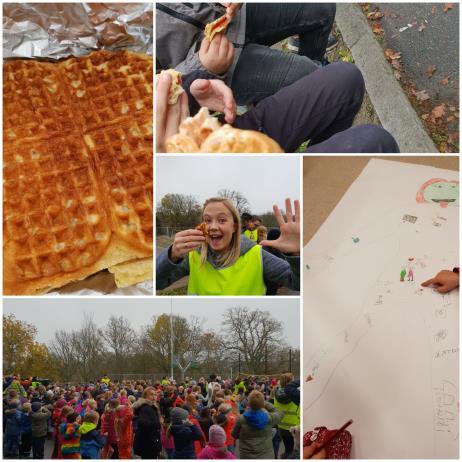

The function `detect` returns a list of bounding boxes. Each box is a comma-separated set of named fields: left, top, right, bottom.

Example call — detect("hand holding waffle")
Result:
left=199, top=32, right=235, bottom=75
left=170, top=230, right=206, bottom=262
left=156, top=71, right=189, bottom=153
left=259, top=198, right=301, bottom=255
left=190, top=79, right=236, bottom=124
left=219, top=3, right=242, bottom=19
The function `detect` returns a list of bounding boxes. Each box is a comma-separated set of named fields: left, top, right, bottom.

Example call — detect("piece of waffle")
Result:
left=3, top=50, right=153, bottom=295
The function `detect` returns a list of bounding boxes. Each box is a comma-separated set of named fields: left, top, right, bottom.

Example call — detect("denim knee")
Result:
left=332, top=62, right=365, bottom=97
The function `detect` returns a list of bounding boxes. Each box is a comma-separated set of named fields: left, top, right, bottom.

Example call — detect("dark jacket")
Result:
left=133, top=399, right=161, bottom=459
left=171, top=422, right=203, bottom=459
left=275, top=379, right=300, bottom=406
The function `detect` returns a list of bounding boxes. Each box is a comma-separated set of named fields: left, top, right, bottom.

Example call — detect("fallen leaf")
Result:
left=372, top=22, right=384, bottom=35
left=439, top=77, right=450, bottom=85
left=449, top=106, right=456, bottom=112
left=418, top=22, right=426, bottom=32
left=415, top=90, right=430, bottom=102
left=391, top=59, right=401, bottom=70
left=443, top=3, right=454, bottom=12
left=447, top=116, right=455, bottom=122
left=367, top=11, right=384, bottom=20
left=439, top=142, right=448, bottom=151
left=426, top=65, right=437, bottom=78
left=431, top=104, right=446, bottom=120
left=432, top=5, right=437, bottom=14
left=422, top=114, right=429, bottom=120
left=394, top=70, right=401, bottom=81
left=385, top=49, right=402, bottom=60
left=447, top=132, right=459, bottom=144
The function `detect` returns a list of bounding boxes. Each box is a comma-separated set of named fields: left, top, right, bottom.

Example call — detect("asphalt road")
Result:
left=372, top=3, right=459, bottom=105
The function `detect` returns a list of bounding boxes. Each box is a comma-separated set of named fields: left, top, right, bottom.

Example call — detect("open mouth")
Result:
left=431, top=199, right=456, bottom=203
left=209, top=234, right=224, bottom=246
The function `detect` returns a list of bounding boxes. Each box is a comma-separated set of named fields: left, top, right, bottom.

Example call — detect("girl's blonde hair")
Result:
left=201, top=197, right=241, bottom=267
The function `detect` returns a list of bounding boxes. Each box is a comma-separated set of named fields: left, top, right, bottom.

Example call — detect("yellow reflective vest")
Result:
left=187, top=245, right=266, bottom=295
left=274, top=398, right=300, bottom=430
left=243, top=229, right=258, bottom=242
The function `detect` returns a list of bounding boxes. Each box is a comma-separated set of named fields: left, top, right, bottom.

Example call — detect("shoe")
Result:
left=287, top=36, right=300, bottom=53
left=288, top=34, right=338, bottom=54
left=326, top=33, right=339, bottom=52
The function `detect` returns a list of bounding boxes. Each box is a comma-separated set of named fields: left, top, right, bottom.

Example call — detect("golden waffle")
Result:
left=3, top=50, right=153, bottom=295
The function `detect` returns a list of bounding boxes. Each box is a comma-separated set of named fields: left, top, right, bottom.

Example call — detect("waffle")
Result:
left=3, top=50, right=153, bottom=295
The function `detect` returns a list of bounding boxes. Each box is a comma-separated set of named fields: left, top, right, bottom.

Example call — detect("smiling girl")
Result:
left=156, top=198, right=300, bottom=295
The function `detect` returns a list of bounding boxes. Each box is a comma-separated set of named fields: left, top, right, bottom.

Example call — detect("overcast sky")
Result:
left=156, top=156, right=300, bottom=214
left=4, top=298, right=300, bottom=347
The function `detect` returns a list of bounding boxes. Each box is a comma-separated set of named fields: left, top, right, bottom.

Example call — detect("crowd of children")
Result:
left=3, top=372, right=300, bottom=459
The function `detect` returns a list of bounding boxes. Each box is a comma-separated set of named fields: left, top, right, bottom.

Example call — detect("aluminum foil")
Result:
left=3, top=2, right=153, bottom=59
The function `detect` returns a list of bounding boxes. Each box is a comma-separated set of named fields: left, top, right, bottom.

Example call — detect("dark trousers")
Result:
left=32, top=436, right=46, bottom=459
left=232, top=3, right=336, bottom=104
left=20, top=431, right=32, bottom=457
left=279, top=428, right=295, bottom=458
left=233, top=62, right=400, bottom=153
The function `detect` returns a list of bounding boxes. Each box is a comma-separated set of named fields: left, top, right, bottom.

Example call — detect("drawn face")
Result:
left=422, top=181, right=459, bottom=207
left=203, top=202, right=236, bottom=253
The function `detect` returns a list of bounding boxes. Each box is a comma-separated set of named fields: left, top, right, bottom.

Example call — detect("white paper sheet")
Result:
left=303, top=159, right=459, bottom=459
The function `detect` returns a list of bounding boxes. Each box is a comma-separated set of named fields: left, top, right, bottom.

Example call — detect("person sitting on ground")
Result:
left=156, top=3, right=336, bottom=106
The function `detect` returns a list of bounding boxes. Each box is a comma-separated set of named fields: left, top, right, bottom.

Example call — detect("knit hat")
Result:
left=209, top=425, right=226, bottom=447
left=32, top=402, right=42, bottom=412
left=55, top=398, right=67, bottom=408
left=170, top=407, right=189, bottom=424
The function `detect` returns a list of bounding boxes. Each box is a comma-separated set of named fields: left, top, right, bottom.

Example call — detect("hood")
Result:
left=243, top=409, right=269, bottom=430
left=204, top=445, right=230, bottom=459
left=275, top=388, right=291, bottom=404
left=203, top=236, right=256, bottom=269
left=132, top=398, right=154, bottom=410
left=80, top=422, right=97, bottom=435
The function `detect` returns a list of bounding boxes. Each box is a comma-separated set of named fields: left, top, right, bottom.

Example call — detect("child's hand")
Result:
left=422, top=270, right=459, bottom=293
left=219, top=3, right=242, bottom=19
left=170, top=230, right=206, bottom=262
left=304, top=442, right=326, bottom=459
left=199, top=33, right=234, bottom=75
left=156, top=72, right=189, bottom=153
left=259, top=198, right=301, bottom=255
left=190, top=79, right=236, bottom=124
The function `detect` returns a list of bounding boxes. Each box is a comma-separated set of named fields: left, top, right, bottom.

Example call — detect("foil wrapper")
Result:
left=3, top=2, right=153, bottom=59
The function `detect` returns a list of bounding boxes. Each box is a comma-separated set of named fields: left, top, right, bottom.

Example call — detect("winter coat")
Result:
left=5, top=408, right=22, bottom=435
left=101, top=410, right=117, bottom=445
left=198, top=444, right=237, bottom=459
left=60, top=422, right=81, bottom=458
left=231, top=404, right=282, bottom=459
left=170, top=422, right=203, bottom=459
left=80, top=422, right=106, bottom=459
left=161, top=426, right=175, bottom=449
left=31, top=408, right=51, bottom=438
left=132, top=399, right=161, bottom=459
left=20, top=411, right=32, bottom=433
left=115, top=407, right=133, bottom=447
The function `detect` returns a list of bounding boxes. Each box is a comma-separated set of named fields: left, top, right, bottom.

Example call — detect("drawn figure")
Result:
left=375, top=295, right=383, bottom=305
left=407, top=258, right=414, bottom=282
left=416, top=178, right=459, bottom=208
left=434, top=329, right=448, bottom=343
left=434, top=380, right=458, bottom=435
left=400, top=268, right=407, bottom=281
left=435, top=308, right=447, bottom=319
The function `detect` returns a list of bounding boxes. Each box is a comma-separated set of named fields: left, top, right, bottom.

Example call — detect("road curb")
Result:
left=336, top=4, right=438, bottom=153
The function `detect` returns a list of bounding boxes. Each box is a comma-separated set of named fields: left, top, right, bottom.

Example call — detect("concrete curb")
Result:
left=336, top=4, right=438, bottom=153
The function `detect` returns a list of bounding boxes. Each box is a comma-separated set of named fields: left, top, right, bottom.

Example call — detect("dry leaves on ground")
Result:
left=426, top=65, right=437, bottom=78
left=439, top=77, right=450, bottom=86
left=443, top=3, right=454, bottom=12
left=415, top=90, right=430, bottom=102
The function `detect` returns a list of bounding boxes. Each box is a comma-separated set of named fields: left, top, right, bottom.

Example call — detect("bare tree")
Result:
left=50, top=330, right=78, bottom=382
left=102, top=316, right=136, bottom=373
left=221, top=307, right=283, bottom=373
left=156, top=193, right=201, bottom=229
left=216, top=189, right=251, bottom=215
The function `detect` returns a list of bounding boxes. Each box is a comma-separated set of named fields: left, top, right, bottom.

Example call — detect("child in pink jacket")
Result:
left=198, top=425, right=236, bottom=460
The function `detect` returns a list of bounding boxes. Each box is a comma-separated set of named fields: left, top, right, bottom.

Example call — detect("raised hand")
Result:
left=170, top=229, right=206, bottom=262
left=199, top=33, right=235, bottom=75
left=259, top=198, right=300, bottom=255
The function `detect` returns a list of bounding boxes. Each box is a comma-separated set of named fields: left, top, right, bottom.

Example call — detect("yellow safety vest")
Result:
left=187, top=245, right=266, bottom=295
left=274, top=398, right=300, bottom=430
left=243, top=229, right=258, bottom=242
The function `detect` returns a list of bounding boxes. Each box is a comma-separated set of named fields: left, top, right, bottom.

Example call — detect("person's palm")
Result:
left=260, top=199, right=300, bottom=255
left=190, top=79, right=236, bottom=123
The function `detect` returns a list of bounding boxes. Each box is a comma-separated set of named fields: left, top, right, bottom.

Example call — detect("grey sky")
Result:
left=156, top=156, right=300, bottom=214
left=4, top=298, right=300, bottom=347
